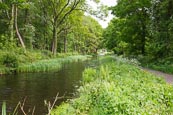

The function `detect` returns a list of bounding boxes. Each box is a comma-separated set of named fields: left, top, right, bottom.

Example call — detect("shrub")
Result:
left=41, top=50, right=53, bottom=58
left=82, top=68, right=97, bottom=83
left=2, top=53, right=19, bottom=68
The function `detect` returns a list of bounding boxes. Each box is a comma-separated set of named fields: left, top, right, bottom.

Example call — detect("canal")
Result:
left=0, top=60, right=96, bottom=114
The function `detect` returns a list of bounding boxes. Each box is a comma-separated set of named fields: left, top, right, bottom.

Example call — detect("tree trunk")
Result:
left=15, top=5, right=26, bottom=51
left=10, top=4, right=15, bottom=41
left=24, top=9, right=29, bottom=24
left=141, top=23, right=146, bottom=55
left=63, top=37, right=67, bottom=53
left=63, top=30, right=67, bottom=53
left=51, top=21, right=57, bottom=55
left=141, top=8, right=147, bottom=55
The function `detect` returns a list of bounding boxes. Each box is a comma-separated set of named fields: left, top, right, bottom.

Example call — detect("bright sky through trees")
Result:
left=99, top=0, right=117, bottom=28
left=87, top=0, right=117, bottom=28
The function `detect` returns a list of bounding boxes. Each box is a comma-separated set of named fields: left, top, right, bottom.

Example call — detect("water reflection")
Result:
left=0, top=61, right=88, bottom=114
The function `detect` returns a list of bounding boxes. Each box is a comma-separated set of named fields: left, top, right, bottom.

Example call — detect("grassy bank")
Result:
left=17, top=55, right=90, bottom=73
left=0, top=49, right=90, bottom=74
left=145, top=64, right=173, bottom=74
left=52, top=56, right=173, bottom=115
left=139, top=56, right=173, bottom=74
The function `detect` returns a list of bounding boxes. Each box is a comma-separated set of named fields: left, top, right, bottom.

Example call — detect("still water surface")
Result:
left=0, top=60, right=93, bottom=114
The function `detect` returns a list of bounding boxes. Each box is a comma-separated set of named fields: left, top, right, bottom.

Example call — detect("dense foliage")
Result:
left=103, top=0, right=173, bottom=72
left=0, top=0, right=106, bottom=74
left=0, top=0, right=104, bottom=55
left=51, top=56, right=173, bottom=115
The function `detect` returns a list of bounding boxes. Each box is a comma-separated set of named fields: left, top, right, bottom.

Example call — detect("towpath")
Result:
left=142, top=68, right=173, bottom=84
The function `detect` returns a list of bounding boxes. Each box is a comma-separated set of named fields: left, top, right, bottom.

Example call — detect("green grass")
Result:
left=0, top=49, right=91, bottom=74
left=145, top=63, right=173, bottom=74
left=138, top=56, right=173, bottom=74
left=17, top=55, right=90, bottom=73
left=0, top=67, right=11, bottom=75
left=51, top=56, right=173, bottom=115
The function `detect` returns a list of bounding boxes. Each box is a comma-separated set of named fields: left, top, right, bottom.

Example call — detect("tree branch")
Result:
left=55, top=0, right=70, bottom=21
left=57, top=0, right=81, bottom=26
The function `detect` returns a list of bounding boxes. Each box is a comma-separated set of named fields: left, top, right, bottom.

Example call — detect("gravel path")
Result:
left=142, top=68, right=173, bottom=84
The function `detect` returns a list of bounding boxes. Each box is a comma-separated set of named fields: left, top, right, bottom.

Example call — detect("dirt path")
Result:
left=142, top=68, right=173, bottom=84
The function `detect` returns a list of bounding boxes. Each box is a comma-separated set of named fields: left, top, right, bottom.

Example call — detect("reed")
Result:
left=2, top=102, right=6, bottom=115
left=17, top=55, right=90, bottom=73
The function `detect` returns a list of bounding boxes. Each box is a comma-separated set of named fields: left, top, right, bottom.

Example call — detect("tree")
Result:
left=0, top=0, right=105, bottom=55
left=57, top=14, right=103, bottom=54
left=103, top=18, right=125, bottom=54
left=0, top=0, right=28, bottom=50
left=106, top=0, right=151, bottom=55
left=40, top=0, right=82, bottom=55
left=71, top=15, right=103, bottom=54
left=149, top=0, right=173, bottom=58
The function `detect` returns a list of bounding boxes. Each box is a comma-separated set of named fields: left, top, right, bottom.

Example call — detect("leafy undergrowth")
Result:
left=51, top=56, right=173, bottom=115
left=139, top=56, right=173, bottom=74
left=0, top=49, right=90, bottom=74
left=145, top=63, right=173, bottom=74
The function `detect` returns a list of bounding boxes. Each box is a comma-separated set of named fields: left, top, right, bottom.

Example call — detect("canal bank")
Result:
left=0, top=59, right=95, bottom=114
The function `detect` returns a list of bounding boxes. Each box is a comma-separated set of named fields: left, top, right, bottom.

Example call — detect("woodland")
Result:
left=103, top=0, right=173, bottom=73
left=0, top=0, right=105, bottom=74
left=0, top=0, right=105, bottom=54
left=0, top=0, right=173, bottom=61
left=0, top=0, right=173, bottom=115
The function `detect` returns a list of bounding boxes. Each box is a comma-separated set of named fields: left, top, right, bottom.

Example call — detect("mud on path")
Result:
left=142, top=68, right=173, bottom=84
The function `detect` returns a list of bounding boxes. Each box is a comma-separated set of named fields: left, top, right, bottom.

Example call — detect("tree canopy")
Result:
left=103, top=0, right=173, bottom=59
left=0, top=0, right=104, bottom=54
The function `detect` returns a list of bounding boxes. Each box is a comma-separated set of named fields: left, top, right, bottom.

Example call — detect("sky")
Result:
left=96, top=0, right=117, bottom=28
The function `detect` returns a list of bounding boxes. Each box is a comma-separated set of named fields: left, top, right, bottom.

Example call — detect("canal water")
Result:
left=0, top=60, right=97, bottom=114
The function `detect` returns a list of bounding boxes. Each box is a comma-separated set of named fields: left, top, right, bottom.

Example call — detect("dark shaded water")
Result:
left=0, top=61, right=93, bottom=114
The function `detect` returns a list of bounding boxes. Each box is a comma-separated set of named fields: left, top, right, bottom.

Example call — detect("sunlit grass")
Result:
left=52, top=56, right=173, bottom=115
left=17, top=55, right=90, bottom=73
left=0, top=49, right=91, bottom=74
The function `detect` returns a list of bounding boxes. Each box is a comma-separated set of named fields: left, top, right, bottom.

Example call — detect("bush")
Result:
left=41, top=50, right=53, bottom=58
left=140, top=56, right=173, bottom=74
left=82, top=68, right=97, bottom=83
left=2, top=53, right=19, bottom=68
